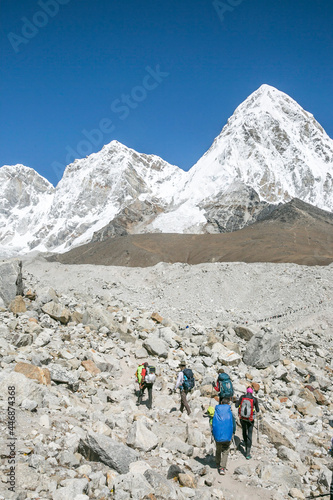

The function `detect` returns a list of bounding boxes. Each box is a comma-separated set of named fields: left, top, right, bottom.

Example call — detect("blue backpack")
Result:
left=212, top=405, right=234, bottom=443
left=218, top=373, right=234, bottom=399
left=182, top=368, right=195, bottom=391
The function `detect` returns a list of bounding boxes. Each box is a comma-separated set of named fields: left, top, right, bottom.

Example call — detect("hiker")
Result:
left=212, top=368, right=234, bottom=404
left=212, top=398, right=236, bottom=475
left=235, top=387, right=259, bottom=459
left=136, top=362, right=156, bottom=409
left=174, top=361, right=194, bottom=416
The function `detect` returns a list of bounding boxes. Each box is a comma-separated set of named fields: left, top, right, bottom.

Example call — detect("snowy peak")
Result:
left=179, top=85, right=333, bottom=210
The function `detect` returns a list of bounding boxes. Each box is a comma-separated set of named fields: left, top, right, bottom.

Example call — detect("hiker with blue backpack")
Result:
left=174, top=361, right=194, bottom=416
left=212, top=368, right=234, bottom=403
left=235, top=387, right=259, bottom=460
left=212, top=398, right=236, bottom=475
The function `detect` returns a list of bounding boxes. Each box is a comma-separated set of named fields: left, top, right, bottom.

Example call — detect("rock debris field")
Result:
left=0, top=255, right=332, bottom=500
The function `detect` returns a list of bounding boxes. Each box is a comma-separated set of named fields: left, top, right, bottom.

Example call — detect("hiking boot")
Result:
left=218, top=467, right=225, bottom=475
left=246, top=454, right=251, bottom=460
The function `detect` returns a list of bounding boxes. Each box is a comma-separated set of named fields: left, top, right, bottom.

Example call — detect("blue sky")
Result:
left=1, top=0, right=333, bottom=186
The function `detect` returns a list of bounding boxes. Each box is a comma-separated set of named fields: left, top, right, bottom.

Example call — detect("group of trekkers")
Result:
left=135, top=362, right=261, bottom=476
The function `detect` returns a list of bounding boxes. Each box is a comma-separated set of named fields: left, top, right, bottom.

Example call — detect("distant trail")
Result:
left=249, top=298, right=330, bottom=324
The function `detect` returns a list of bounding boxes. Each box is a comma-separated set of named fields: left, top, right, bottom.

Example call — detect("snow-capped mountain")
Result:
left=0, top=142, right=185, bottom=255
left=150, top=84, right=333, bottom=232
left=1, top=85, right=333, bottom=256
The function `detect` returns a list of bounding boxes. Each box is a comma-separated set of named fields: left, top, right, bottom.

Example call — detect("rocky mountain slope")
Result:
left=50, top=199, right=333, bottom=267
left=1, top=85, right=333, bottom=256
left=0, top=257, right=332, bottom=499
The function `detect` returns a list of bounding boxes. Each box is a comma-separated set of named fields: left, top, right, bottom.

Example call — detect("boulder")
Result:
left=144, top=469, right=178, bottom=499
left=0, top=259, right=22, bottom=307
left=113, top=472, right=153, bottom=499
left=256, top=463, right=302, bottom=491
left=14, top=362, right=51, bottom=385
left=186, top=424, right=206, bottom=448
left=9, top=295, right=26, bottom=314
left=42, top=301, right=71, bottom=324
left=127, top=420, right=159, bottom=452
left=234, top=325, right=258, bottom=341
left=79, top=431, right=139, bottom=474
left=143, top=336, right=169, bottom=358
left=48, top=364, right=79, bottom=391
left=53, top=479, right=89, bottom=500
left=81, top=359, right=101, bottom=376
left=243, top=330, right=280, bottom=368
left=261, top=416, right=297, bottom=449
left=164, top=437, right=194, bottom=457
left=0, top=371, right=48, bottom=406
left=86, top=349, right=122, bottom=375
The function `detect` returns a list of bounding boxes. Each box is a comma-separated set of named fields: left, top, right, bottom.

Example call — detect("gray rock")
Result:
left=164, top=437, right=194, bottom=457
left=0, top=259, right=22, bottom=306
left=113, top=472, right=153, bottom=499
left=144, top=469, right=178, bottom=499
left=234, top=325, right=257, bottom=341
left=126, top=420, right=159, bottom=452
left=58, top=450, right=80, bottom=468
left=53, top=478, right=89, bottom=500
left=48, top=364, right=79, bottom=391
left=143, top=336, right=169, bottom=358
left=42, top=300, right=71, bottom=324
left=257, top=463, right=302, bottom=491
left=243, top=329, right=280, bottom=368
left=11, top=333, right=32, bottom=347
left=79, top=431, right=139, bottom=474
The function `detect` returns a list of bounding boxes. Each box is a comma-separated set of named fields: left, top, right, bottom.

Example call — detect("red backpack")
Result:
left=239, top=397, right=254, bottom=421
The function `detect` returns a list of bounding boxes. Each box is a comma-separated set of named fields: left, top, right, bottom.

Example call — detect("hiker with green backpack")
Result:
left=235, top=387, right=259, bottom=460
left=174, top=361, right=194, bottom=416
left=136, top=362, right=156, bottom=410
left=212, top=368, right=234, bottom=404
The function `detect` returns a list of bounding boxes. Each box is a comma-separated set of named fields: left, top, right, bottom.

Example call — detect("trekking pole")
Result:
left=305, top=494, right=330, bottom=498
left=256, top=415, right=260, bottom=444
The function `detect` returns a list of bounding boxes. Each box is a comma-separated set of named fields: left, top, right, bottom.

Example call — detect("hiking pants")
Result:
left=241, top=419, right=254, bottom=454
left=180, top=389, right=191, bottom=415
left=215, top=441, right=230, bottom=469
left=138, top=383, right=153, bottom=409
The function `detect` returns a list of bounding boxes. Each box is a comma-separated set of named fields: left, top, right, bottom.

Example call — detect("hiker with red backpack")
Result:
left=212, top=398, right=236, bottom=475
left=235, top=387, right=259, bottom=460
left=212, top=368, right=234, bottom=404
left=174, top=361, right=194, bottom=416
left=136, top=362, right=156, bottom=409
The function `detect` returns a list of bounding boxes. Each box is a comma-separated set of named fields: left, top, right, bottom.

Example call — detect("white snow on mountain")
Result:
left=0, top=142, right=185, bottom=255
left=1, top=85, right=332, bottom=255
left=151, top=84, right=333, bottom=232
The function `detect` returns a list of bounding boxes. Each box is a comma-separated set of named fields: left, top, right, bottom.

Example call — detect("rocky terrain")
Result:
left=0, top=257, right=332, bottom=500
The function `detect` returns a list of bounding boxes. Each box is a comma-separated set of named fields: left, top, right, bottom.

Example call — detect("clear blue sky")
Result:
left=1, top=0, right=333, bottom=186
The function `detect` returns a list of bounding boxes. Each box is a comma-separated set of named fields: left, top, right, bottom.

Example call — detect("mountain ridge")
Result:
left=1, top=84, right=332, bottom=256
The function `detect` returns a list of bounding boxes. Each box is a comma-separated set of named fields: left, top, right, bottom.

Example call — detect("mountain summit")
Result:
left=1, top=85, right=332, bottom=255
